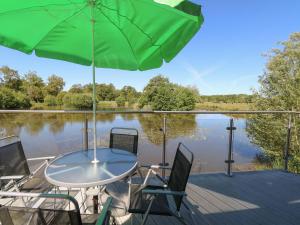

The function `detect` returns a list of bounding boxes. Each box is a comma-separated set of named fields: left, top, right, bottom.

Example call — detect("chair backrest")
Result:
left=0, top=192, right=83, bottom=225
left=167, top=143, right=194, bottom=211
left=0, top=192, right=112, bottom=225
left=109, top=127, right=138, bottom=155
left=0, top=136, right=30, bottom=177
left=0, top=206, right=82, bottom=225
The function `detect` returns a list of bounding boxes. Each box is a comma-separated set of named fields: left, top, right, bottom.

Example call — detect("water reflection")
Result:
left=0, top=113, right=264, bottom=173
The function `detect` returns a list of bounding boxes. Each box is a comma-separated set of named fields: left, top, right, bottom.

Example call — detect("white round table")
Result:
left=45, top=148, right=137, bottom=188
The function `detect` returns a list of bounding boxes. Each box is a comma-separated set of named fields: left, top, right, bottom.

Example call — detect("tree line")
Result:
left=0, top=66, right=255, bottom=111
left=200, top=94, right=255, bottom=104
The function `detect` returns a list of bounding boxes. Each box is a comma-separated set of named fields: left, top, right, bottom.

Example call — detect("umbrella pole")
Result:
left=91, top=2, right=98, bottom=163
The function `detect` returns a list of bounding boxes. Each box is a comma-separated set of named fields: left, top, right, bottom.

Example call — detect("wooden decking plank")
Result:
left=230, top=171, right=300, bottom=224
left=223, top=171, right=300, bottom=225
left=188, top=173, right=281, bottom=225
left=187, top=183, right=247, bottom=225
left=188, top=171, right=298, bottom=225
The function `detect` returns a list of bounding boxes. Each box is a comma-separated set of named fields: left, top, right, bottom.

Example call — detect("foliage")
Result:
left=56, top=91, right=67, bottom=106
left=46, top=75, right=65, bottom=96
left=63, top=93, right=93, bottom=109
left=69, top=84, right=83, bottom=93
left=138, top=75, right=197, bottom=111
left=200, top=94, right=255, bottom=104
left=0, top=66, right=23, bottom=91
left=0, top=87, right=31, bottom=109
left=44, top=95, right=57, bottom=106
left=116, top=95, right=126, bottom=107
left=96, top=83, right=117, bottom=101
left=246, top=32, right=300, bottom=172
left=22, top=71, right=45, bottom=102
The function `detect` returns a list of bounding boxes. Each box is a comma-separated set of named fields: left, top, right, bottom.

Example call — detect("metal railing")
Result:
left=0, top=109, right=298, bottom=176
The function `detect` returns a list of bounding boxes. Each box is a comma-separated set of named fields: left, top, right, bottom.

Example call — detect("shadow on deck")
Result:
left=128, top=170, right=300, bottom=225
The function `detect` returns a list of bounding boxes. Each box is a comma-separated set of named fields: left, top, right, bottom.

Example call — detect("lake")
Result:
left=0, top=112, right=264, bottom=173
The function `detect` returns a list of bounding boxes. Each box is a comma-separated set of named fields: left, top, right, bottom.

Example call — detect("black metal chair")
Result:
left=127, top=142, right=195, bottom=225
left=0, top=192, right=113, bottom=225
left=109, top=127, right=138, bottom=155
left=0, top=136, right=55, bottom=192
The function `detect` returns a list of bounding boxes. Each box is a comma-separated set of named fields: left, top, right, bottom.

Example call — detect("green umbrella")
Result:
left=0, top=0, right=203, bottom=163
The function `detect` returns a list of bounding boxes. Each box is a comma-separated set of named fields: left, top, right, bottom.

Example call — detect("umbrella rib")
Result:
left=96, top=5, right=140, bottom=68
left=0, top=2, right=84, bottom=17
left=31, top=4, right=87, bottom=52
left=96, top=2, right=159, bottom=48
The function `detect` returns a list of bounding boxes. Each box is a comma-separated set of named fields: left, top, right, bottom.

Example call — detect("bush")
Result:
left=0, top=87, right=31, bottom=109
left=56, top=91, right=66, bottom=106
left=139, top=75, right=196, bottom=111
left=15, top=92, right=31, bottom=108
left=63, top=93, right=93, bottom=109
left=44, top=95, right=57, bottom=106
left=116, top=95, right=126, bottom=107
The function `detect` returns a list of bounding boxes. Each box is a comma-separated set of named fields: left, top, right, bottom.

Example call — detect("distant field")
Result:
left=29, top=101, right=253, bottom=111
left=195, top=102, right=253, bottom=111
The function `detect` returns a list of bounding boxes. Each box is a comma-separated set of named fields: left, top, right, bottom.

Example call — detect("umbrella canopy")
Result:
left=0, top=0, right=203, bottom=162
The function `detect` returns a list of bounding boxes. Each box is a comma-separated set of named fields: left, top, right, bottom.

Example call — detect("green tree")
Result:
left=0, top=87, right=31, bottom=109
left=116, top=95, right=126, bottom=107
left=247, top=32, right=300, bottom=172
left=63, top=93, right=93, bottom=109
left=139, top=75, right=197, bottom=111
left=44, top=95, right=57, bottom=106
left=0, top=66, right=22, bottom=91
left=46, top=75, right=65, bottom=96
left=56, top=91, right=67, bottom=106
left=22, top=71, right=45, bottom=102
left=69, top=84, right=83, bottom=93
left=120, top=85, right=139, bottom=106
left=96, top=83, right=117, bottom=101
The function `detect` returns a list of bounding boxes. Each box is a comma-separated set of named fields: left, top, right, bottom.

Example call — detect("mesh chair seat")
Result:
left=109, top=128, right=138, bottom=155
left=0, top=206, right=109, bottom=225
left=20, top=164, right=53, bottom=193
left=0, top=193, right=113, bottom=225
left=127, top=143, right=194, bottom=225
left=0, top=136, right=53, bottom=192
left=128, top=184, right=171, bottom=216
left=0, top=206, right=81, bottom=225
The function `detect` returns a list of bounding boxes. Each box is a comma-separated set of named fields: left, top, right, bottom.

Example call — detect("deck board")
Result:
left=125, top=170, right=300, bottom=225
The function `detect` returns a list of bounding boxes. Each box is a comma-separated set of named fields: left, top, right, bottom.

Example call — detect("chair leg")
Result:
left=182, top=200, right=197, bottom=225
left=170, top=211, right=190, bottom=225
left=141, top=196, right=155, bottom=225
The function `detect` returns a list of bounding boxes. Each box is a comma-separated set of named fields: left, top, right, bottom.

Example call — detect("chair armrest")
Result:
left=27, top=156, right=56, bottom=161
left=142, top=189, right=187, bottom=197
left=95, top=197, right=113, bottom=225
left=140, top=164, right=172, bottom=170
left=0, top=175, right=24, bottom=180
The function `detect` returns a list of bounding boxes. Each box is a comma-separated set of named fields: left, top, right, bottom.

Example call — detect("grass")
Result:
left=195, top=102, right=253, bottom=111
left=30, top=101, right=138, bottom=110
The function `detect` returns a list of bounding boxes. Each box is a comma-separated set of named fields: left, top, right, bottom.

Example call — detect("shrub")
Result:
left=63, top=93, right=93, bottom=109
left=0, top=87, right=31, bottom=109
left=44, top=95, right=57, bottom=106
left=116, top=95, right=126, bottom=107
left=14, top=92, right=31, bottom=108
left=56, top=91, right=66, bottom=106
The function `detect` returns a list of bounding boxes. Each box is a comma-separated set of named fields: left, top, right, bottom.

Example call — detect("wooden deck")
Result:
left=124, top=170, right=300, bottom=225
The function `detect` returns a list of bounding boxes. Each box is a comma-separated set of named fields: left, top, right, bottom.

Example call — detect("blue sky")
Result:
left=0, top=0, right=299, bottom=95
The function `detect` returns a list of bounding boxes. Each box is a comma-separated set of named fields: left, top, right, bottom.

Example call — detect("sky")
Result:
left=0, top=0, right=300, bottom=95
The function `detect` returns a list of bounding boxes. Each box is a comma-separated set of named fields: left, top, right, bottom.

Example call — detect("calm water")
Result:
left=0, top=113, right=263, bottom=173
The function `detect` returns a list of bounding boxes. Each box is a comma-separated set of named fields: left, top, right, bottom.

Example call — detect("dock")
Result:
left=127, top=170, right=300, bottom=225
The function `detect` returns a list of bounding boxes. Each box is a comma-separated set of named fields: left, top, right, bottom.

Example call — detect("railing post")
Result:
left=283, top=113, right=292, bottom=172
left=160, top=114, right=168, bottom=178
left=83, top=115, right=89, bottom=150
left=225, top=118, right=236, bottom=177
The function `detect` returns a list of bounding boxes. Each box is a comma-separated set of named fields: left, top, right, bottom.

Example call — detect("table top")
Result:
left=45, top=148, right=137, bottom=188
